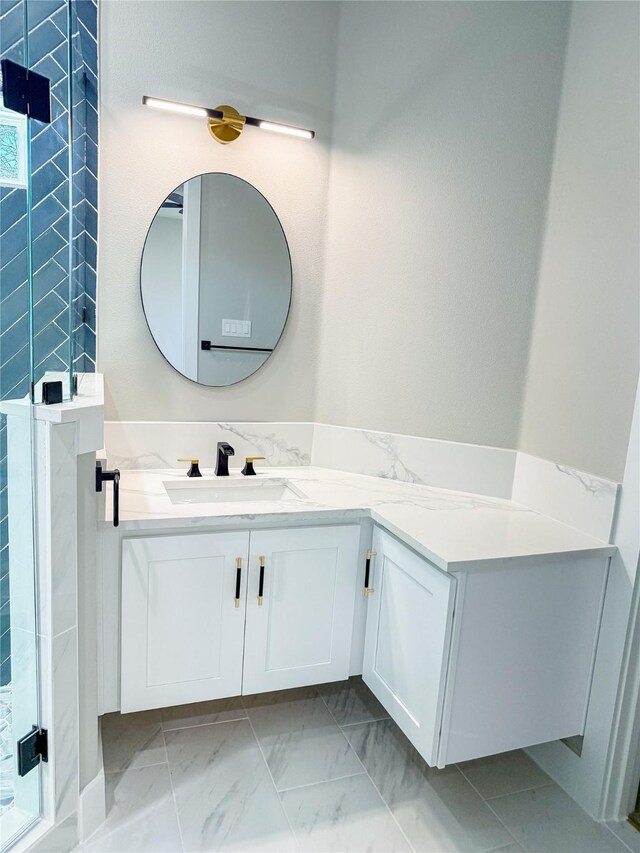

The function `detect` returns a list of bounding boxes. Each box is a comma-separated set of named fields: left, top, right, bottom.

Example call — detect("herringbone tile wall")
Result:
left=0, top=0, right=98, bottom=686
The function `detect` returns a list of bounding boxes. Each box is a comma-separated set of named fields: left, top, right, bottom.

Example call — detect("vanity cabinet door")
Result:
left=362, top=528, right=455, bottom=767
left=121, top=531, right=250, bottom=712
left=242, top=526, right=360, bottom=694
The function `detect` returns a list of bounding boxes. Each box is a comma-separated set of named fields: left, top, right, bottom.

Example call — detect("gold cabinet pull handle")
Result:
left=234, top=557, right=242, bottom=608
left=364, top=549, right=377, bottom=595
left=258, top=555, right=265, bottom=605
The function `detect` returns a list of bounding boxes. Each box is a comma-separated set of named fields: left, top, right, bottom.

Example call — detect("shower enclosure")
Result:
left=0, top=0, right=97, bottom=847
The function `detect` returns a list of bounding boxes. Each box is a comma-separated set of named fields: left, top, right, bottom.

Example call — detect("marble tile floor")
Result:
left=75, top=679, right=630, bottom=853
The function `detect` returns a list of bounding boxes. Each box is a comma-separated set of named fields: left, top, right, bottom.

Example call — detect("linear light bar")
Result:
left=143, top=97, right=208, bottom=118
left=142, top=95, right=315, bottom=143
left=257, top=120, right=314, bottom=140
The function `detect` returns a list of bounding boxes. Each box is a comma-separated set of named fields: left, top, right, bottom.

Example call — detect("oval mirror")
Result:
left=141, top=173, right=292, bottom=386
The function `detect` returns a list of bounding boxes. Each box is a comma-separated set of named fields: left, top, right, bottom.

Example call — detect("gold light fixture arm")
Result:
left=208, top=105, right=246, bottom=144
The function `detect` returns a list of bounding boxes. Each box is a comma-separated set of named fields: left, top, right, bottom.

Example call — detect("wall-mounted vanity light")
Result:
left=142, top=96, right=315, bottom=144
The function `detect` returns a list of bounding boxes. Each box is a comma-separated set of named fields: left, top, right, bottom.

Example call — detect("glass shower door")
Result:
left=1, top=1, right=97, bottom=843
left=0, top=0, right=67, bottom=846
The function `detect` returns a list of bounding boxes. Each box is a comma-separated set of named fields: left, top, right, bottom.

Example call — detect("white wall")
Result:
left=98, top=0, right=639, bottom=484
left=518, top=1, right=640, bottom=482
left=98, top=0, right=339, bottom=420
left=315, top=1, right=570, bottom=449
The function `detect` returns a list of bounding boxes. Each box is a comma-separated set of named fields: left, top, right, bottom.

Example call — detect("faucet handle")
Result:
left=178, top=458, right=202, bottom=478
left=242, top=456, right=266, bottom=476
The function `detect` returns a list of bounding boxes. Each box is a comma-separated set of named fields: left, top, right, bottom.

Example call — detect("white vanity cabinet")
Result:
left=243, top=527, right=360, bottom=694
left=362, top=528, right=455, bottom=766
left=121, top=531, right=250, bottom=712
left=363, top=528, right=609, bottom=768
left=120, top=525, right=360, bottom=712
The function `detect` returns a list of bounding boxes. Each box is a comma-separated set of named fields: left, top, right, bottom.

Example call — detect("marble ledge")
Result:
left=105, top=466, right=616, bottom=573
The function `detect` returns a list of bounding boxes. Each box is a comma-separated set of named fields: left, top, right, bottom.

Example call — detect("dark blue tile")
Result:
left=0, top=563, right=7, bottom=603
left=84, top=166, right=96, bottom=210
left=0, top=248, right=27, bottom=299
left=85, top=99, right=97, bottom=144
left=30, top=121, right=66, bottom=172
left=0, top=338, right=29, bottom=394
left=85, top=231, right=96, bottom=270
left=31, top=48, right=67, bottom=86
left=27, top=0, right=64, bottom=31
left=1, top=41, right=25, bottom=64
left=33, top=256, right=66, bottom=302
left=0, top=310, right=28, bottom=358
left=84, top=68, right=98, bottom=111
left=0, top=281, right=28, bottom=334
left=74, top=0, right=96, bottom=40
left=28, top=17, right=65, bottom=62
left=76, top=19, right=96, bottom=73
left=0, top=215, right=27, bottom=268
left=0, top=0, right=23, bottom=55
left=34, top=319, right=67, bottom=367
left=49, top=87, right=69, bottom=121
left=82, top=322, right=94, bottom=361
left=84, top=267, right=95, bottom=303
left=34, top=288, right=66, bottom=330
left=0, top=1, right=22, bottom=17
left=34, top=349, right=67, bottom=385
left=0, top=632, right=11, bottom=669
left=0, top=600, right=9, bottom=636
left=32, top=158, right=67, bottom=208
left=0, top=651, right=11, bottom=686
left=0, top=188, right=27, bottom=232
left=32, top=224, right=65, bottom=271
left=32, top=192, right=66, bottom=237
left=85, top=135, right=97, bottom=177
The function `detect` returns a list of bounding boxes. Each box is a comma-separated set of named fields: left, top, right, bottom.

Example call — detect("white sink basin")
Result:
left=163, top=477, right=308, bottom=505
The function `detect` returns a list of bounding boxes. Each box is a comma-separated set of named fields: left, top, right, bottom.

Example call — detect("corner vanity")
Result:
left=93, top=164, right=618, bottom=780
left=97, top=463, right=615, bottom=771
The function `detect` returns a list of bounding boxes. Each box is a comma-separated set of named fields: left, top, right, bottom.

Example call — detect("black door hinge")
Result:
left=1, top=58, right=51, bottom=124
left=17, top=726, right=48, bottom=777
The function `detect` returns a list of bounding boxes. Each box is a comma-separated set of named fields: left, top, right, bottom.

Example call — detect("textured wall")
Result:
left=518, top=1, right=640, bottom=482
left=315, top=1, right=570, bottom=450
left=0, top=0, right=98, bottom=686
left=98, top=0, right=339, bottom=421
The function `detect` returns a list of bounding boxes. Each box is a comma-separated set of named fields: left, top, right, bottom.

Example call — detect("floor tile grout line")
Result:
left=339, top=713, right=391, bottom=728
left=455, top=760, right=556, bottom=803
left=161, top=713, right=248, bottom=733
left=316, top=687, right=416, bottom=853
left=606, top=821, right=637, bottom=853
left=277, top=769, right=367, bottom=795
left=244, top=710, right=302, bottom=853
left=160, top=727, right=186, bottom=853
left=481, top=780, right=556, bottom=802
left=459, top=768, right=528, bottom=852
left=105, top=758, right=168, bottom=777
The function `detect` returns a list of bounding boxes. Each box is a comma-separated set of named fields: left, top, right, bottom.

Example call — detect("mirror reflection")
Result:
left=141, top=173, right=292, bottom=386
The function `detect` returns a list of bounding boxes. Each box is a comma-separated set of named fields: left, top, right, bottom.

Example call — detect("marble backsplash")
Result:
left=512, top=452, right=619, bottom=542
left=103, top=421, right=620, bottom=541
left=104, top=422, right=314, bottom=471
left=311, top=423, right=516, bottom=499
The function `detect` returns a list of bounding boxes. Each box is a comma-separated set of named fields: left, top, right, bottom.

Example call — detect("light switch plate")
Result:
left=222, top=319, right=252, bottom=338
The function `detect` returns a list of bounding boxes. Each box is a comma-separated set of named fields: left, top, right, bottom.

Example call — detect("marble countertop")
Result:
left=107, top=466, right=616, bottom=572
